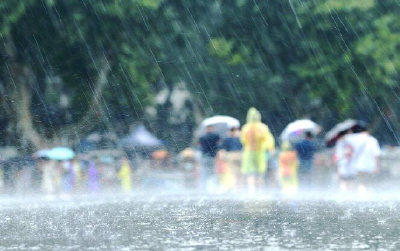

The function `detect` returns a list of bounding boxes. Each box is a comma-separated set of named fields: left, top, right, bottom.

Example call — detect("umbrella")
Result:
left=202, top=116, right=240, bottom=128
left=280, top=119, right=321, bottom=142
left=32, top=149, right=51, bottom=159
left=47, top=147, right=75, bottom=160
left=325, top=119, right=358, bottom=147
left=195, top=116, right=240, bottom=138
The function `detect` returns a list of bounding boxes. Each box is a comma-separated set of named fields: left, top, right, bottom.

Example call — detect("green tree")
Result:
left=0, top=0, right=162, bottom=149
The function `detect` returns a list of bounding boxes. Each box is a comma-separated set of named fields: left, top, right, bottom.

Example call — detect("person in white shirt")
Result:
left=342, top=124, right=381, bottom=193
left=335, top=130, right=357, bottom=191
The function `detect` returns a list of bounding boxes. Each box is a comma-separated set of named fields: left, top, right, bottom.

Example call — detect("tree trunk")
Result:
left=3, top=33, right=112, bottom=150
left=14, top=77, right=46, bottom=149
left=58, top=57, right=111, bottom=146
left=3, top=34, right=45, bottom=150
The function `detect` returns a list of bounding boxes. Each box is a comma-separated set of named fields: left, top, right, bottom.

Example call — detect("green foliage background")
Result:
left=1, top=0, right=400, bottom=148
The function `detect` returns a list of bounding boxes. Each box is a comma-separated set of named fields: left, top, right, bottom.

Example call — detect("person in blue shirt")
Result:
left=221, top=127, right=242, bottom=152
left=220, top=127, right=243, bottom=190
left=199, top=126, right=220, bottom=191
left=295, top=131, right=317, bottom=189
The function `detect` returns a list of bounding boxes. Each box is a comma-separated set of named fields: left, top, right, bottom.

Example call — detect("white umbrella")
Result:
left=196, top=116, right=240, bottom=138
left=280, top=119, right=321, bottom=141
left=201, top=116, right=240, bottom=128
left=325, top=119, right=358, bottom=146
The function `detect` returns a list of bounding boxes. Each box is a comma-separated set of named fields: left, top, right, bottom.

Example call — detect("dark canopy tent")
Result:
left=119, top=124, right=163, bottom=149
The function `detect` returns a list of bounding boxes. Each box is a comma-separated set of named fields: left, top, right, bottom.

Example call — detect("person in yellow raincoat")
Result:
left=118, top=158, right=132, bottom=193
left=241, top=108, right=275, bottom=192
left=278, top=141, right=299, bottom=194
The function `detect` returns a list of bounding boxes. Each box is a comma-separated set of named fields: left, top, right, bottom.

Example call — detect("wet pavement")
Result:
left=0, top=193, right=399, bottom=250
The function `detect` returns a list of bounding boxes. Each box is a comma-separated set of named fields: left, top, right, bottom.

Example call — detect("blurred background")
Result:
left=0, top=0, right=400, bottom=195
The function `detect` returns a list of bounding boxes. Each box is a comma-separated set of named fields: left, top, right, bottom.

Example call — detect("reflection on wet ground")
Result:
left=0, top=192, right=399, bottom=250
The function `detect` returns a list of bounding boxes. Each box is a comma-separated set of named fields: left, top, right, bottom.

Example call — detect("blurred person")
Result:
left=342, top=123, right=381, bottom=194
left=179, top=148, right=197, bottom=172
left=61, top=158, right=82, bottom=194
left=31, top=159, right=42, bottom=192
left=241, top=108, right=275, bottom=193
left=1, top=160, right=15, bottom=193
left=220, top=127, right=243, bottom=191
left=71, top=157, right=83, bottom=191
left=179, top=148, right=198, bottom=189
left=1, top=157, right=28, bottom=193
left=100, top=158, right=117, bottom=189
left=215, top=152, right=233, bottom=193
left=151, top=149, right=171, bottom=169
left=334, top=130, right=357, bottom=192
left=118, top=158, right=133, bottom=193
left=199, top=125, right=220, bottom=192
left=40, top=159, right=56, bottom=194
left=278, top=141, right=299, bottom=194
left=87, top=160, right=101, bottom=193
left=62, top=161, right=74, bottom=193
left=295, top=131, right=317, bottom=189
left=13, top=157, right=36, bottom=194
left=266, top=147, right=279, bottom=190
left=53, top=161, right=64, bottom=194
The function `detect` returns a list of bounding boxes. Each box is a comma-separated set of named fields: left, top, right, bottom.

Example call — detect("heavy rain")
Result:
left=1, top=0, right=400, bottom=250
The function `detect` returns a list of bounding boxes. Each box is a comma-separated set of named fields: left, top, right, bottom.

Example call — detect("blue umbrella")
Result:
left=48, top=147, right=75, bottom=160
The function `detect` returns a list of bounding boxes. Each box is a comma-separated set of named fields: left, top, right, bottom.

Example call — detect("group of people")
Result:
left=2, top=156, right=134, bottom=195
left=334, top=123, right=381, bottom=193
left=0, top=113, right=381, bottom=196
left=198, top=107, right=319, bottom=194
left=278, top=131, right=317, bottom=194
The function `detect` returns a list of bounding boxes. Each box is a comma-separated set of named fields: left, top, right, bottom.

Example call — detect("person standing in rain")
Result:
left=295, top=131, right=317, bottom=189
left=220, top=126, right=243, bottom=191
left=199, top=125, right=220, bottom=192
left=118, top=157, right=133, bottom=193
left=1, top=160, right=14, bottom=193
left=41, top=159, right=56, bottom=194
left=71, top=157, right=82, bottom=192
left=241, top=108, right=275, bottom=193
left=87, top=159, right=101, bottom=193
left=61, top=160, right=74, bottom=193
left=334, top=129, right=357, bottom=192
left=278, top=141, right=299, bottom=194
left=342, top=123, right=381, bottom=194
left=62, top=157, right=83, bottom=194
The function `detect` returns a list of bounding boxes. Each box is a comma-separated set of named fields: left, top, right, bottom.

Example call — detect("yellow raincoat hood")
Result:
left=241, top=107, right=275, bottom=152
left=246, top=107, right=261, bottom=123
